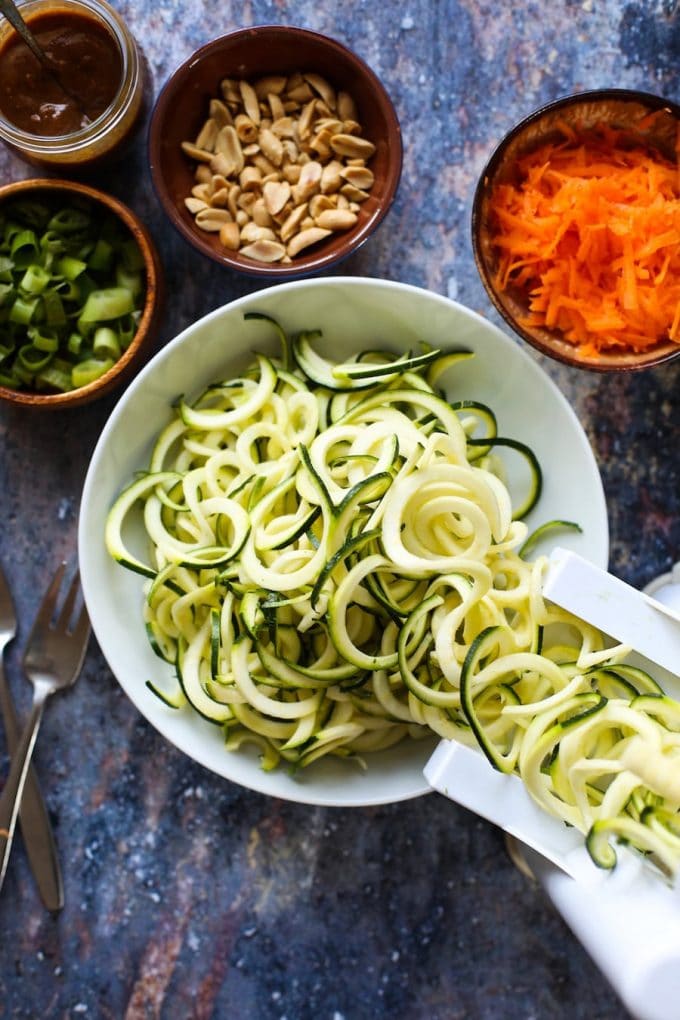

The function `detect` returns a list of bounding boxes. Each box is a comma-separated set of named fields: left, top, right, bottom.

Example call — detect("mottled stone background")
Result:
left=1, top=1, right=679, bottom=1017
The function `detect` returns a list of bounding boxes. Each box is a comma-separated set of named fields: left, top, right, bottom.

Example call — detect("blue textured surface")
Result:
left=1, top=1, right=680, bottom=1017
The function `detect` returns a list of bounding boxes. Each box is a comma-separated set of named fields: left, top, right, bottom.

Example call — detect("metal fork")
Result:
left=0, top=562, right=63, bottom=910
left=0, top=563, right=90, bottom=896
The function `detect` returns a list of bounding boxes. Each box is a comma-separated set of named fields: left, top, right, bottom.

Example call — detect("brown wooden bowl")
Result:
left=0, top=178, right=163, bottom=409
left=472, top=89, right=680, bottom=372
left=148, top=25, right=402, bottom=278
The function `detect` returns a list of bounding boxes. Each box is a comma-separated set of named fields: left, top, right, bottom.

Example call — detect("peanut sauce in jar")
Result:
left=0, top=0, right=146, bottom=168
left=0, top=10, right=123, bottom=135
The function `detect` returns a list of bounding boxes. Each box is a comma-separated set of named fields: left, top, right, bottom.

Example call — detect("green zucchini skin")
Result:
left=105, top=316, right=680, bottom=880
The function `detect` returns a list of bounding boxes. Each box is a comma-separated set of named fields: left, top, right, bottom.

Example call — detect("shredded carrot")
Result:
left=486, top=125, right=680, bottom=355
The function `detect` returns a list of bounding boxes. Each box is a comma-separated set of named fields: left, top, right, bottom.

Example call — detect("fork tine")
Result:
left=1, top=559, right=92, bottom=901
left=71, top=604, right=91, bottom=648
left=56, top=569, right=83, bottom=632
left=27, top=562, right=66, bottom=638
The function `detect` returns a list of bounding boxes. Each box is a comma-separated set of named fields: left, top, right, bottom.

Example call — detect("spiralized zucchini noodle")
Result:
left=107, top=313, right=680, bottom=878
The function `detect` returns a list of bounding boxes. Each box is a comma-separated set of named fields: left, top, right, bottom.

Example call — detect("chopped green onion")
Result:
left=52, top=279, right=81, bottom=300
left=37, top=364, right=72, bottom=392
left=120, top=237, right=145, bottom=271
left=0, top=256, right=13, bottom=282
left=57, top=255, right=88, bottom=281
left=43, top=290, right=66, bottom=327
left=48, top=207, right=91, bottom=234
left=10, top=200, right=50, bottom=229
left=13, top=360, right=36, bottom=385
left=88, top=238, right=113, bottom=272
left=79, top=286, right=134, bottom=323
left=93, top=326, right=121, bottom=360
left=10, top=229, right=39, bottom=267
left=118, top=314, right=136, bottom=349
left=71, top=357, right=114, bottom=388
left=76, top=274, right=97, bottom=305
left=9, top=295, right=38, bottom=325
left=20, top=263, right=51, bottom=295
left=115, top=265, right=143, bottom=300
left=67, top=332, right=83, bottom=355
left=0, top=369, right=20, bottom=388
left=18, top=343, right=53, bottom=373
left=28, top=326, right=59, bottom=353
left=0, top=195, right=147, bottom=394
left=40, top=230, right=65, bottom=255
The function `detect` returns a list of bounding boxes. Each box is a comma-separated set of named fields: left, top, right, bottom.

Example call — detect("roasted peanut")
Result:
left=297, top=99, right=317, bottom=141
left=209, top=98, right=232, bottom=127
left=253, top=153, right=278, bottom=177
left=219, top=221, right=241, bottom=250
left=220, top=78, right=240, bottom=104
left=315, top=208, right=358, bottom=231
left=240, top=222, right=277, bottom=244
left=191, top=183, right=212, bottom=203
left=271, top=116, right=296, bottom=138
left=195, top=164, right=213, bottom=185
left=181, top=70, right=377, bottom=263
left=181, top=141, right=213, bottom=162
left=309, top=194, right=335, bottom=219
left=214, top=126, right=244, bottom=175
left=282, top=163, right=302, bottom=185
left=195, top=207, right=232, bottom=232
left=287, top=226, right=332, bottom=256
left=211, top=187, right=230, bottom=208
left=320, top=159, right=344, bottom=194
left=195, top=118, right=218, bottom=152
left=337, top=91, right=358, bottom=121
left=279, top=202, right=309, bottom=242
left=251, top=198, right=274, bottom=227
left=263, top=180, right=291, bottom=216
left=293, top=160, right=323, bottom=203
left=239, top=80, right=261, bottom=124
left=286, top=82, right=314, bottom=104
left=239, top=166, right=263, bottom=192
left=254, top=75, right=287, bottom=99
left=330, top=134, right=376, bottom=159
left=268, top=93, right=286, bottom=120
left=259, top=127, right=284, bottom=167
left=185, top=196, right=209, bottom=215
left=234, top=114, right=258, bottom=144
left=240, top=239, right=287, bottom=262
left=341, top=165, right=375, bottom=191
left=340, top=183, right=370, bottom=202
left=304, top=73, right=336, bottom=110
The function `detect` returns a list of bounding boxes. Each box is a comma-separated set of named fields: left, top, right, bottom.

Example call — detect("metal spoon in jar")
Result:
left=0, top=0, right=92, bottom=124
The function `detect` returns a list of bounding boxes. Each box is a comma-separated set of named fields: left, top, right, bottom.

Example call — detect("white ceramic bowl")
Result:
left=78, top=277, right=609, bottom=806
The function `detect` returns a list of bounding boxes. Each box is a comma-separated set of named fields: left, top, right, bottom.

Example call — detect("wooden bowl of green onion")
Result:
left=0, top=178, right=163, bottom=408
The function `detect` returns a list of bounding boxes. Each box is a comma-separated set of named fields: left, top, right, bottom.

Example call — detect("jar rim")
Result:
left=0, top=0, right=137, bottom=153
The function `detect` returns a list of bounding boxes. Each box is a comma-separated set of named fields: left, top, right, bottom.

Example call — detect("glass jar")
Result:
left=0, top=0, right=147, bottom=169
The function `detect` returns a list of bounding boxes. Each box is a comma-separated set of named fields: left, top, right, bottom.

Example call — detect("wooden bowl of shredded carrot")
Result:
left=472, top=89, right=680, bottom=371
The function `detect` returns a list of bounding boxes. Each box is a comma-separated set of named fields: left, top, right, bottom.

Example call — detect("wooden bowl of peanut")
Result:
left=148, top=25, right=402, bottom=277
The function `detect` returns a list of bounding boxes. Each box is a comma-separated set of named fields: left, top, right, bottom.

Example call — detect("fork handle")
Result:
left=0, top=659, right=63, bottom=911
left=0, top=693, right=48, bottom=898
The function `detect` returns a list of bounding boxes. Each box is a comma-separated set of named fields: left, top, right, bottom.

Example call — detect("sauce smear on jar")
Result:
left=0, top=10, right=122, bottom=135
